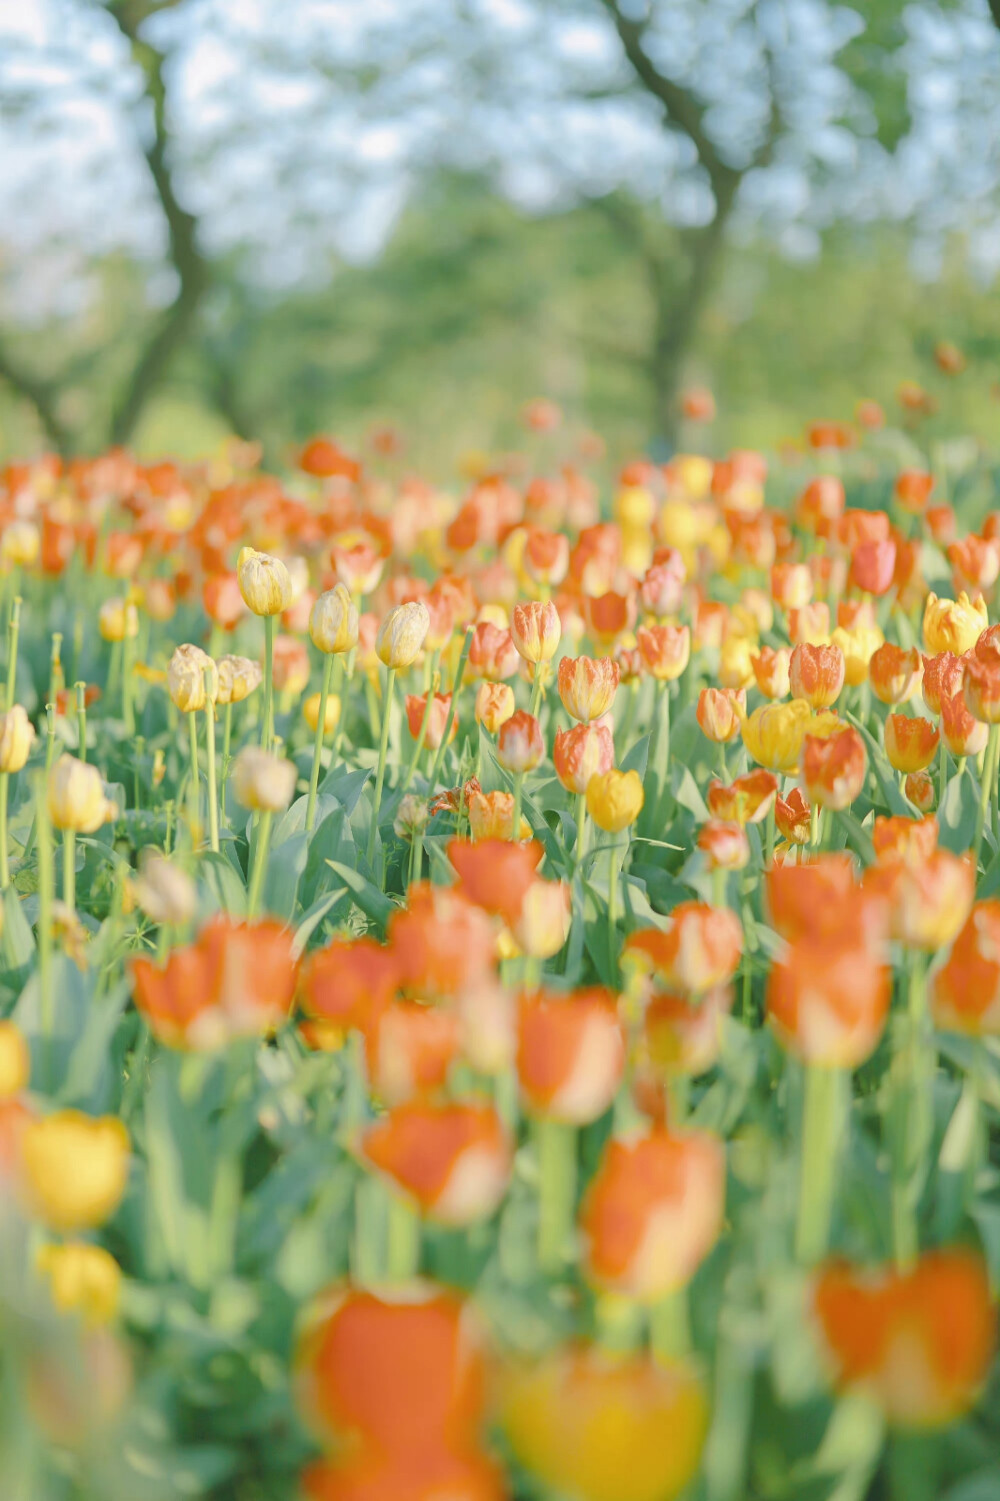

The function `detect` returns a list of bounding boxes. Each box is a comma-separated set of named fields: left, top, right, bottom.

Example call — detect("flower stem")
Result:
left=261, top=613, right=275, bottom=749
left=0, top=773, right=8, bottom=889
left=247, top=808, right=273, bottom=918
left=973, top=721, right=999, bottom=867
left=35, top=774, right=54, bottom=1087
left=536, top=1116, right=576, bottom=1273
left=795, top=1063, right=844, bottom=1264
left=649, top=1286, right=691, bottom=1363
left=187, top=709, right=200, bottom=844
left=385, top=1192, right=421, bottom=1281
left=429, top=625, right=473, bottom=792
left=367, top=665, right=396, bottom=866
left=938, top=737, right=948, bottom=808
left=511, top=770, right=525, bottom=842
left=529, top=663, right=545, bottom=720
left=307, top=652, right=335, bottom=831
left=575, top=791, right=588, bottom=869
left=122, top=629, right=135, bottom=733
left=5, top=595, right=21, bottom=709
left=401, top=647, right=441, bottom=793
left=62, top=827, right=76, bottom=915
left=76, top=681, right=88, bottom=761
left=204, top=679, right=219, bottom=855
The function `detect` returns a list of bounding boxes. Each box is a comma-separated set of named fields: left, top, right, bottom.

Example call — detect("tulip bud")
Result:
left=310, top=583, right=359, bottom=655
left=557, top=656, right=620, bottom=722
left=586, top=768, right=644, bottom=832
left=0, top=703, right=36, bottom=773
left=475, top=681, right=516, bottom=733
left=97, top=597, right=139, bottom=643
left=517, top=987, right=625, bottom=1124
left=741, top=699, right=812, bottom=773
left=940, top=690, right=988, bottom=758
left=0, top=1020, right=29, bottom=1098
left=698, top=818, right=749, bottom=871
left=789, top=641, right=845, bottom=708
left=48, top=755, right=116, bottom=834
left=468, top=789, right=529, bottom=842
left=511, top=600, right=561, bottom=663
left=513, top=878, right=572, bottom=959
left=624, top=903, right=743, bottom=994
left=775, top=787, right=811, bottom=845
left=132, top=854, right=196, bottom=927
left=750, top=645, right=792, bottom=700
left=405, top=692, right=454, bottom=751
left=375, top=601, right=430, bottom=669
left=696, top=687, right=745, bottom=743
left=20, top=1110, right=130, bottom=1232
left=923, top=591, right=988, bottom=656
left=905, top=769, right=936, bottom=813
left=869, top=643, right=922, bottom=706
left=707, top=769, right=778, bottom=826
left=360, top=1101, right=511, bottom=1225
left=216, top=654, right=262, bottom=706
left=37, top=1242, right=122, bottom=1325
left=167, top=643, right=218, bottom=713
left=803, top=726, right=867, bottom=811
left=237, top=546, right=293, bottom=617
left=304, top=691, right=342, bottom=736
left=884, top=714, right=939, bottom=773
left=553, top=722, right=615, bottom=795
left=1, top=519, right=40, bottom=566
left=393, top=793, right=430, bottom=840
left=232, top=746, right=298, bottom=813
left=497, top=711, right=544, bottom=773
left=637, top=623, right=691, bottom=681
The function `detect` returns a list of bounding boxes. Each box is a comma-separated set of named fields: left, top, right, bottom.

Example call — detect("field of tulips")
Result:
left=3, top=407, right=1000, bottom=1501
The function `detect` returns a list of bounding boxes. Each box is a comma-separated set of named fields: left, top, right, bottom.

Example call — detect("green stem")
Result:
left=36, top=775, right=53, bottom=1087
left=765, top=804, right=776, bottom=867
left=307, top=654, right=335, bottom=831
left=536, top=1116, right=577, bottom=1273
left=366, top=666, right=396, bottom=866
left=76, top=682, right=87, bottom=761
left=204, top=686, right=219, bottom=855
left=220, top=700, right=233, bottom=828
left=607, top=837, right=624, bottom=960
left=330, top=652, right=350, bottom=765
left=529, top=663, right=546, bottom=720
left=107, top=637, right=122, bottom=703
left=795, top=1064, right=844, bottom=1264
left=511, top=770, right=525, bottom=842
left=649, top=1286, right=691, bottom=1363
left=429, top=625, right=473, bottom=792
left=247, top=808, right=274, bottom=918
left=973, top=721, right=999, bottom=867
left=188, top=710, right=200, bottom=844
left=122, top=629, right=134, bottom=733
left=385, top=1192, right=421, bottom=1281
left=0, top=773, right=7, bottom=889
left=261, top=613, right=275, bottom=749
left=48, top=632, right=63, bottom=706
left=5, top=595, right=21, bottom=709
left=63, top=828, right=76, bottom=915
left=575, top=791, right=588, bottom=869
left=938, top=736, right=948, bottom=809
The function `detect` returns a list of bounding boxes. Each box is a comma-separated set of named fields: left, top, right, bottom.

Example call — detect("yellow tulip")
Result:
left=237, top=546, right=292, bottom=617
left=21, top=1111, right=130, bottom=1232
left=37, top=1242, right=122, bottom=1325
left=586, top=769, right=645, bottom=833
left=741, top=698, right=813, bottom=772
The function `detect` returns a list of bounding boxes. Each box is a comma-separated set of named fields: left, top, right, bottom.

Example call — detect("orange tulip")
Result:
left=767, top=937, right=890, bottom=1066
left=584, top=590, right=636, bottom=650
left=962, top=655, right=1000, bottom=724
left=750, top=645, right=791, bottom=699
left=803, top=726, right=866, bottom=811
left=949, top=535, right=1000, bottom=594
left=388, top=883, right=497, bottom=1000
left=862, top=848, right=974, bottom=951
left=869, top=643, right=922, bottom=706
left=516, top=987, right=625, bottom=1124
left=905, top=769, right=935, bottom=812
left=775, top=787, right=811, bottom=845
left=921, top=651, right=963, bottom=715
left=131, top=916, right=298, bottom=1050
left=405, top=692, right=455, bottom=751
left=468, top=622, right=519, bottom=681
left=767, top=854, right=868, bottom=943
left=636, top=624, right=691, bottom=681
left=696, top=687, right=745, bottom=743
left=895, top=469, right=934, bottom=514
left=302, top=1449, right=504, bottom=1501
left=884, top=713, right=939, bottom=773
left=770, top=562, right=812, bottom=610
left=787, top=602, right=830, bottom=646
left=931, top=900, right=1000, bottom=1033
left=468, top=790, right=528, bottom=842
left=813, top=1249, right=995, bottom=1428
left=360, top=1102, right=511, bottom=1225
left=644, top=985, right=733, bottom=1077
left=623, top=904, right=743, bottom=994
left=848, top=538, right=897, bottom=597
left=580, top=1128, right=725, bottom=1300
left=639, top=554, right=686, bottom=618
left=448, top=838, right=543, bottom=927
left=706, top=769, right=779, bottom=826
left=940, top=690, right=988, bottom=757
left=474, top=681, right=515, bottom=733
left=299, top=937, right=400, bottom=1036
left=697, top=818, right=749, bottom=871
left=871, top=813, right=939, bottom=865
left=523, top=527, right=569, bottom=587
left=364, top=1001, right=460, bottom=1106
left=553, top=722, right=615, bottom=795
left=789, top=642, right=845, bottom=709
left=497, top=710, right=544, bottom=773
left=510, top=600, right=561, bottom=664
left=796, top=475, right=845, bottom=535
left=557, top=656, right=621, bottom=723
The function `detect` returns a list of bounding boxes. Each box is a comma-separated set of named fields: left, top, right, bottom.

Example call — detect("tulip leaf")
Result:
left=326, top=859, right=395, bottom=929
left=938, top=764, right=980, bottom=854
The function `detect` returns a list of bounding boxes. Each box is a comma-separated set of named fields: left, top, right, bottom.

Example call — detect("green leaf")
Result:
left=327, top=859, right=395, bottom=929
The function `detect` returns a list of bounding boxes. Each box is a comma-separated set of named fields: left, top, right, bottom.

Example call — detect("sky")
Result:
left=1, top=0, right=999, bottom=323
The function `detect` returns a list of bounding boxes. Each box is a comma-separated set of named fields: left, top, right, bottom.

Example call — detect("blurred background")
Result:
left=1, top=0, right=999, bottom=472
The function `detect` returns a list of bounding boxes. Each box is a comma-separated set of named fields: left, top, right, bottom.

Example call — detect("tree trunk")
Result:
left=0, top=340, right=73, bottom=455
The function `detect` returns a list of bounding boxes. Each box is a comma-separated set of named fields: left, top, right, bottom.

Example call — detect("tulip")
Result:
left=1, top=518, right=40, bottom=566
left=768, top=938, right=890, bottom=1069
left=47, top=756, right=115, bottom=920
left=775, top=787, right=811, bottom=845
left=20, top=1110, right=130, bottom=1232
left=237, top=547, right=292, bottom=617
left=871, top=813, right=939, bottom=865
left=511, top=600, right=561, bottom=663
left=884, top=713, right=939, bottom=774
left=830, top=623, right=883, bottom=687
left=389, top=882, right=497, bottom=1001
left=580, top=1127, right=725, bottom=1301
left=863, top=848, right=974, bottom=952
left=216, top=655, right=261, bottom=706
left=696, top=687, right=745, bottom=743
left=37, top=1242, right=122, bottom=1325
left=950, top=535, right=1000, bottom=594
left=553, top=722, right=615, bottom=796
left=310, top=583, right=359, bottom=656
left=905, top=769, right=935, bottom=812
left=0, top=1019, right=29, bottom=1098
left=523, top=527, right=570, bottom=587
left=497, top=710, right=544, bottom=774
left=98, top=597, right=138, bottom=643
left=639, top=553, right=685, bottom=617
left=868, top=643, right=922, bottom=706
left=636, top=623, right=690, bottom=681
left=475, top=681, right=515, bottom=733
left=787, top=602, right=830, bottom=645
left=963, top=654, right=1000, bottom=724
left=512, top=878, right=572, bottom=960
left=923, top=590, right=989, bottom=656
left=706, top=768, right=778, bottom=826
left=466, top=789, right=527, bottom=842
left=645, top=985, right=732, bottom=1078
left=303, top=690, right=341, bottom=735
left=750, top=645, right=792, bottom=700
left=448, top=837, right=543, bottom=927
left=132, top=853, right=196, bottom=928
left=364, top=999, right=459, bottom=1107
left=557, top=656, right=620, bottom=723
left=468, top=621, right=518, bottom=681
left=167, top=643, right=218, bottom=714
left=376, top=601, right=431, bottom=671
left=584, top=589, right=636, bottom=650
left=585, top=768, right=643, bottom=834
left=300, top=937, right=399, bottom=1037
left=501, top=1346, right=708, bottom=1501
left=940, top=689, right=988, bottom=758
left=624, top=904, right=743, bottom=994
left=813, top=1249, right=995, bottom=1427
left=789, top=641, right=845, bottom=708
left=0, top=701, right=37, bottom=889
left=517, top=987, right=625, bottom=1125
left=741, top=699, right=812, bottom=772
left=849, top=538, right=897, bottom=596
left=360, top=1101, right=511, bottom=1226
left=931, top=899, right=1000, bottom=1034
left=698, top=818, right=749, bottom=872
left=203, top=573, right=245, bottom=630
left=718, top=635, right=755, bottom=691
left=405, top=692, right=455, bottom=752
left=803, top=726, right=866, bottom=811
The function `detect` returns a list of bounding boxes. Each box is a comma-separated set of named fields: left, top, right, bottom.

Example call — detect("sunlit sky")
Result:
left=1, top=0, right=999, bottom=322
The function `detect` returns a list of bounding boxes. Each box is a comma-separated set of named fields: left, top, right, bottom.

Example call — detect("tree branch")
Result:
left=596, top=0, right=738, bottom=198
left=990, top=0, right=1000, bottom=33
left=0, top=338, right=72, bottom=454
left=104, top=0, right=209, bottom=445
